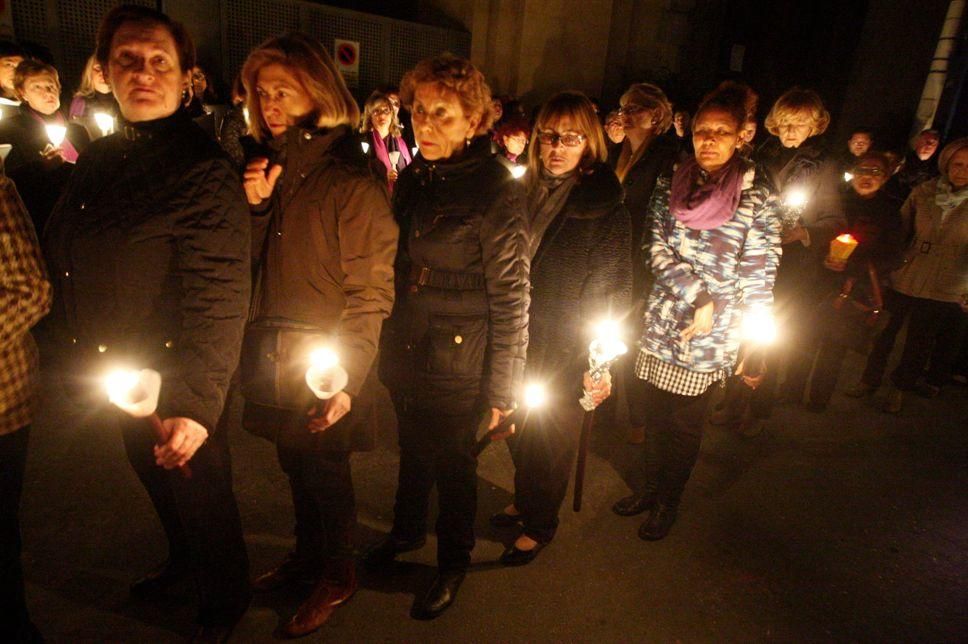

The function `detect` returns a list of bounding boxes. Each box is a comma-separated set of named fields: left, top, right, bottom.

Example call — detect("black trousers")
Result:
left=121, top=416, right=250, bottom=627
left=862, top=291, right=967, bottom=390
left=508, top=399, right=584, bottom=544
left=639, top=382, right=714, bottom=505
left=391, top=403, right=478, bottom=572
left=273, top=410, right=355, bottom=563
left=0, top=427, right=39, bottom=641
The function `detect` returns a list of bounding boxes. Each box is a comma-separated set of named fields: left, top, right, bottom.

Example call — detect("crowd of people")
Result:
left=0, top=4, right=966, bottom=642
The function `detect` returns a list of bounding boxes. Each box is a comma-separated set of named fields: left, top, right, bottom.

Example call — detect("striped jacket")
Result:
left=0, top=175, right=51, bottom=435
left=640, top=164, right=781, bottom=373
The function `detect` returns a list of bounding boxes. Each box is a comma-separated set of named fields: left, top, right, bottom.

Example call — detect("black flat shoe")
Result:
left=489, top=511, right=524, bottom=528
left=499, top=541, right=546, bottom=566
left=410, top=570, right=465, bottom=620
left=363, top=535, right=426, bottom=571
left=611, top=492, right=656, bottom=517
left=130, top=557, right=191, bottom=600
left=638, top=503, right=678, bottom=541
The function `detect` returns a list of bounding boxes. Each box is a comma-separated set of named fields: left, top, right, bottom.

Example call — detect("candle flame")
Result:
left=105, top=369, right=140, bottom=405
left=784, top=187, right=808, bottom=208
left=309, top=347, right=339, bottom=371
left=45, top=124, right=67, bottom=147
left=524, top=382, right=548, bottom=408
left=361, top=141, right=370, bottom=154
left=742, top=307, right=777, bottom=345
left=835, top=233, right=857, bottom=244
left=843, top=171, right=854, bottom=182
left=93, top=112, right=114, bottom=134
left=510, top=165, right=527, bottom=179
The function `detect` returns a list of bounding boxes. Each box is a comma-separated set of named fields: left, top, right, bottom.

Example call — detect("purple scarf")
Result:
left=669, top=155, right=745, bottom=230
left=28, top=109, right=79, bottom=163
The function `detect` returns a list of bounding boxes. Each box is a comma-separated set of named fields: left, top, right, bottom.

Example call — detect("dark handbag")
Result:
left=239, top=317, right=330, bottom=410
left=819, top=262, right=885, bottom=348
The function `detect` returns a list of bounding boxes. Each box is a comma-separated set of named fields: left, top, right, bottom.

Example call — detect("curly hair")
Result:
left=764, top=87, right=830, bottom=137
left=399, top=53, right=494, bottom=136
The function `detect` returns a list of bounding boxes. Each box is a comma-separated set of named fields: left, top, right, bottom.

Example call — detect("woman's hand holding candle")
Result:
left=583, top=370, right=612, bottom=407
left=154, top=417, right=209, bottom=469
left=307, top=391, right=352, bottom=433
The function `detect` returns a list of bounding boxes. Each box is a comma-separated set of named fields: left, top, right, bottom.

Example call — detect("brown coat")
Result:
left=249, top=124, right=398, bottom=398
left=891, top=178, right=968, bottom=304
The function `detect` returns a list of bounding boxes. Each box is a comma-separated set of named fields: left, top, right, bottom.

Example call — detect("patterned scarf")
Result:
left=669, top=155, right=745, bottom=230
left=934, top=177, right=968, bottom=215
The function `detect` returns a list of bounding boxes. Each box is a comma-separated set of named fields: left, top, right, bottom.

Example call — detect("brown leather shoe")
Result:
left=281, top=560, right=357, bottom=638
left=252, top=552, right=320, bottom=593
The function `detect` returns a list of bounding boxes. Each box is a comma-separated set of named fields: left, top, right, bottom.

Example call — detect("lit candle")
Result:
left=741, top=307, right=778, bottom=345
left=843, top=171, right=854, bottom=182
left=411, top=146, right=419, bottom=157
left=783, top=187, right=809, bottom=209
left=93, top=112, right=114, bottom=137
left=361, top=141, right=370, bottom=154
left=827, top=232, right=859, bottom=268
left=388, top=150, right=401, bottom=167
left=473, top=381, right=547, bottom=456
left=305, top=347, right=348, bottom=400
left=510, top=165, right=527, bottom=179
left=45, top=124, right=67, bottom=147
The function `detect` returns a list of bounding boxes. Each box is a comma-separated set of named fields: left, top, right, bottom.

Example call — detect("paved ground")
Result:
left=19, top=347, right=968, bottom=642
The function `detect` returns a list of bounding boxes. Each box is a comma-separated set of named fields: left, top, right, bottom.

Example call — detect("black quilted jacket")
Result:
left=527, top=162, right=632, bottom=392
left=45, top=109, right=251, bottom=431
left=379, top=136, right=530, bottom=414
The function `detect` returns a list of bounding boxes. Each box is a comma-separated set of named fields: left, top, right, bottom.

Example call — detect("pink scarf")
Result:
left=669, top=155, right=745, bottom=230
left=370, top=130, right=411, bottom=188
left=28, top=109, right=79, bottom=163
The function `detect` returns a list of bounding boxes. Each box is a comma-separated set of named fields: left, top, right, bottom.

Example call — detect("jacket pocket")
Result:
left=423, top=314, right=487, bottom=376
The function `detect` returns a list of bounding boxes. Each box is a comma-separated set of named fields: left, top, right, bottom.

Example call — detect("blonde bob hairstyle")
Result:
left=399, top=53, right=493, bottom=137
left=764, top=87, right=830, bottom=137
left=360, top=89, right=402, bottom=137
left=74, top=54, right=104, bottom=99
left=241, top=33, right=360, bottom=143
left=527, top=91, right=607, bottom=184
left=619, top=82, right=674, bottom=134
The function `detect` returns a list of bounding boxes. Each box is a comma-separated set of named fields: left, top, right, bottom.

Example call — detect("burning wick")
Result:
left=305, top=347, right=348, bottom=400
left=45, top=124, right=67, bottom=147
left=510, top=165, right=527, bottom=179
left=93, top=112, right=114, bottom=136
left=783, top=187, right=809, bottom=209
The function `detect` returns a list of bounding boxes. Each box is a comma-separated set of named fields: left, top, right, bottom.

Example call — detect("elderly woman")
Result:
left=237, top=33, right=397, bottom=636
left=0, top=59, right=90, bottom=233
left=492, top=91, right=630, bottom=566
left=713, top=87, right=844, bottom=431
left=612, top=83, right=780, bottom=540
left=360, top=89, right=411, bottom=190
left=43, top=6, right=251, bottom=639
left=786, top=152, right=904, bottom=409
left=370, top=54, right=530, bottom=620
left=492, top=113, right=530, bottom=171
left=848, top=138, right=968, bottom=412
left=608, top=82, right=678, bottom=444
left=69, top=54, right=119, bottom=139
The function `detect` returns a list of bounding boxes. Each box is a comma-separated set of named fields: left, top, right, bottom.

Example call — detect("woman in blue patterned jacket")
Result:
left=612, top=83, right=781, bottom=540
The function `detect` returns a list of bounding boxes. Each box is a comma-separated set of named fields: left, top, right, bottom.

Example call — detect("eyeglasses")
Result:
left=537, top=131, right=586, bottom=147
left=371, top=106, right=392, bottom=117
left=853, top=166, right=885, bottom=177
left=618, top=104, right=648, bottom=117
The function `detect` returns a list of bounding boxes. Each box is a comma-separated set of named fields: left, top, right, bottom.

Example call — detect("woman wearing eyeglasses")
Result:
left=492, top=91, right=630, bottom=566
left=370, top=54, right=529, bottom=620
left=608, top=83, right=678, bottom=445
left=360, top=89, right=411, bottom=190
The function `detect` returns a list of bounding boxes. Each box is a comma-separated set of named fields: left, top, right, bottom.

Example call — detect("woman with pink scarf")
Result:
left=360, top=89, right=411, bottom=192
left=611, top=82, right=780, bottom=541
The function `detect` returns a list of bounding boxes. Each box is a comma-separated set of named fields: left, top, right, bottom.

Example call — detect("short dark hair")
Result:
left=0, top=41, right=24, bottom=59
left=695, top=81, right=754, bottom=130
left=95, top=4, right=195, bottom=73
left=849, top=127, right=874, bottom=139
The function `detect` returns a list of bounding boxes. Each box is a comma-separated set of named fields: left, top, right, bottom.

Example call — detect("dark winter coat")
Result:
left=526, top=162, right=632, bottom=392
left=379, top=136, right=530, bottom=415
left=249, top=124, right=398, bottom=399
left=607, top=135, right=677, bottom=300
left=0, top=107, right=90, bottom=233
left=44, top=109, right=251, bottom=432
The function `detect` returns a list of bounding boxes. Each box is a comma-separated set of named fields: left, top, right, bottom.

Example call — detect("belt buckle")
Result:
left=418, top=266, right=431, bottom=286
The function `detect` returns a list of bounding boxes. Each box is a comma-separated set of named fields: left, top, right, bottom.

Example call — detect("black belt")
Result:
left=407, top=266, right=485, bottom=291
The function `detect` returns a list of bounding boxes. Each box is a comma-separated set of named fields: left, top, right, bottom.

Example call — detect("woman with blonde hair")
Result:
left=608, top=82, right=678, bottom=444
left=712, top=86, right=844, bottom=432
left=239, top=32, right=398, bottom=637
left=68, top=54, right=118, bottom=137
left=492, top=91, right=630, bottom=565
left=370, top=53, right=529, bottom=619
left=359, top=88, right=411, bottom=190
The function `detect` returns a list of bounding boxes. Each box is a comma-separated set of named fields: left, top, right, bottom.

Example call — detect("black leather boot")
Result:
left=410, top=569, right=465, bottom=620
left=362, top=534, right=426, bottom=571
left=611, top=489, right=657, bottom=516
left=638, top=502, right=679, bottom=541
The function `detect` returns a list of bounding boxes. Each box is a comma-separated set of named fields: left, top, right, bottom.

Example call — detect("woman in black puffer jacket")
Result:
left=370, top=54, right=530, bottom=620
left=44, top=6, right=251, bottom=637
left=495, top=91, right=631, bottom=566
